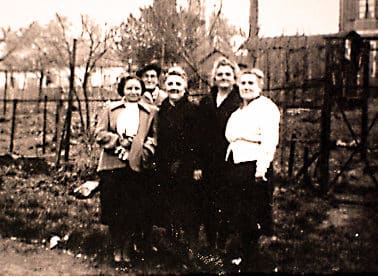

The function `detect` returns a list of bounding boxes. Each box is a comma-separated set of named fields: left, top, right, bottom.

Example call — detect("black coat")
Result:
left=155, top=95, right=201, bottom=182
left=198, top=85, right=242, bottom=172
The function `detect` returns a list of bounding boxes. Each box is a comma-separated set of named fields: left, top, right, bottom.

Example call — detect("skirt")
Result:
left=223, top=158, right=274, bottom=239
left=98, top=167, right=151, bottom=232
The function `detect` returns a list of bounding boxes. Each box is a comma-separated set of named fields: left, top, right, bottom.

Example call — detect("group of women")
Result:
left=94, top=57, right=280, bottom=269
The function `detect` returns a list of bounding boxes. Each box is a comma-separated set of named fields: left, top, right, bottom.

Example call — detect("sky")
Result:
left=0, top=0, right=339, bottom=37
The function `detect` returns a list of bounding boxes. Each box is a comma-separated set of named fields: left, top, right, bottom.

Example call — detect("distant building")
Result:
left=340, top=0, right=378, bottom=78
left=340, top=0, right=378, bottom=31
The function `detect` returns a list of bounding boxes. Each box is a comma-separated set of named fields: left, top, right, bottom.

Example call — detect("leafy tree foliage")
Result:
left=115, top=4, right=206, bottom=68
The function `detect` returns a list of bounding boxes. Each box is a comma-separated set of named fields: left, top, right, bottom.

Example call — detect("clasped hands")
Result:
left=255, top=170, right=267, bottom=182
left=114, top=135, right=134, bottom=161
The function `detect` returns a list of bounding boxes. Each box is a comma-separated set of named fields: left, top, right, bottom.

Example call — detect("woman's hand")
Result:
left=114, top=146, right=129, bottom=161
left=193, top=169, right=202, bottom=181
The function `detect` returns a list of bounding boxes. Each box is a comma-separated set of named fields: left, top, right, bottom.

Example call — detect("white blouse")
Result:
left=225, top=96, right=280, bottom=177
left=116, top=102, right=140, bottom=138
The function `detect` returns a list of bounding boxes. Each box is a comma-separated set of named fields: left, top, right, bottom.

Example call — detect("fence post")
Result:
left=54, top=96, right=62, bottom=142
left=3, top=70, right=8, bottom=116
left=55, top=112, right=66, bottom=168
left=303, top=146, right=310, bottom=185
left=319, top=41, right=332, bottom=192
left=361, top=41, right=370, bottom=161
left=42, top=95, right=48, bottom=155
left=63, top=38, right=77, bottom=167
left=302, top=36, right=309, bottom=105
left=266, top=49, right=271, bottom=92
left=288, top=133, right=297, bottom=178
left=280, top=49, right=290, bottom=177
left=9, top=99, right=17, bottom=153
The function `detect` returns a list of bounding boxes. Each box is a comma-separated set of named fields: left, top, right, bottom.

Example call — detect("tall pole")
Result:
left=361, top=41, right=370, bottom=161
left=64, top=38, right=77, bottom=165
left=249, top=0, right=259, bottom=38
left=319, top=40, right=332, bottom=192
left=3, top=70, right=8, bottom=115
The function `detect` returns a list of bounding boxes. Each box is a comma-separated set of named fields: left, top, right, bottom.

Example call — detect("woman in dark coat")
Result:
left=197, top=57, right=242, bottom=250
left=95, top=76, right=157, bottom=264
left=154, top=66, right=203, bottom=252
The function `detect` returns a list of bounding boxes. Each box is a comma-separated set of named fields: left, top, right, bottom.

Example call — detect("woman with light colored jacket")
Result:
left=224, top=68, right=280, bottom=267
left=95, top=76, right=157, bottom=265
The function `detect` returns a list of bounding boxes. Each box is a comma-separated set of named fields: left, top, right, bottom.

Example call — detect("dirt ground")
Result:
left=0, top=237, right=103, bottom=276
left=0, top=163, right=377, bottom=275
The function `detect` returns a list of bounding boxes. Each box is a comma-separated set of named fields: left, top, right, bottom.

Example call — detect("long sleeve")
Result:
left=95, top=106, right=119, bottom=150
left=225, top=96, right=280, bottom=177
left=256, top=101, right=280, bottom=177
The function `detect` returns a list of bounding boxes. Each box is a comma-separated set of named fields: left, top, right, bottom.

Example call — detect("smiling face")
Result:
left=165, top=75, right=186, bottom=104
left=238, top=73, right=262, bottom=101
left=124, top=78, right=142, bottom=102
left=214, top=65, right=235, bottom=90
left=142, top=69, right=159, bottom=90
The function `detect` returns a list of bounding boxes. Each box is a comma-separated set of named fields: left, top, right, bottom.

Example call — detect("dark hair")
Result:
left=136, top=63, right=161, bottom=78
left=117, top=76, right=145, bottom=96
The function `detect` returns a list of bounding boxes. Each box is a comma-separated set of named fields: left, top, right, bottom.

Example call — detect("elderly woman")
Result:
left=198, top=57, right=242, bottom=250
left=154, top=66, right=203, bottom=255
left=95, top=76, right=157, bottom=264
left=224, top=68, right=280, bottom=266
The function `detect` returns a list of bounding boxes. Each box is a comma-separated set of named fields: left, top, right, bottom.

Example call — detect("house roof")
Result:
left=240, top=34, right=325, bottom=51
left=192, top=35, right=235, bottom=65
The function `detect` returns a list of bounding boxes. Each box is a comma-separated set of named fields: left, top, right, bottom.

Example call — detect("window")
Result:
left=359, top=0, right=376, bottom=18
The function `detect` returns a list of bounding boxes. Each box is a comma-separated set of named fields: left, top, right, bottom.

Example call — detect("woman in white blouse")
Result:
left=224, top=68, right=280, bottom=266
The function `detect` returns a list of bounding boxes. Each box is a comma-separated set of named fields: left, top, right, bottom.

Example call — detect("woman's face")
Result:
left=124, top=78, right=142, bottom=102
left=238, top=73, right=261, bottom=101
left=214, top=65, right=235, bottom=90
left=165, top=75, right=186, bottom=103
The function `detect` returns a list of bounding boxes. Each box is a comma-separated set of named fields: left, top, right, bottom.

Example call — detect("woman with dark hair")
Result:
left=118, top=62, right=167, bottom=107
left=95, top=76, right=157, bottom=265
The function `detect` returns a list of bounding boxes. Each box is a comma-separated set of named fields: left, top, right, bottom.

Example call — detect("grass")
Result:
left=0, top=156, right=377, bottom=274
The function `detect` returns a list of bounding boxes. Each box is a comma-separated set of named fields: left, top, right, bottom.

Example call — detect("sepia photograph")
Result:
left=0, top=0, right=377, bottom=275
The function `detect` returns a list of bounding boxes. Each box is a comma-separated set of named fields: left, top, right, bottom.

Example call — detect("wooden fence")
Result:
left=1, top=34, right=376, bottom=183
left=0, top=90, right=323, bottom=181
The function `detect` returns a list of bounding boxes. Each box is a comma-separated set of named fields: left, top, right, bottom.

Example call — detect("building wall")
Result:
left=340, top=0, right=378, bottom=31
left=340, top=0, right=378, bottom=78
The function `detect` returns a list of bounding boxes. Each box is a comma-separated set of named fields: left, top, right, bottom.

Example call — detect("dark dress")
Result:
left=197, top=85, right=242, bottom=247
left=99, top=167, right=147, bottom=231
left=95, top=100, right=155, bottom=240
left=154, top=95, right=202, bottom=237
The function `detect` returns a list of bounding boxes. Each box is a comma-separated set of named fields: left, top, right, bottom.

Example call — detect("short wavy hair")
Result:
left=238, top=68, right=265, bottom=88
left=210, top=57, right=240, bottom=86
left=166, top=65, right=187, bottom=80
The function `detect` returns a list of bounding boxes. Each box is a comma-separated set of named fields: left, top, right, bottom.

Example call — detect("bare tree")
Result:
left=78, top=15, right=118, bottom=132
left=0, top=27, right=24, bottom=63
